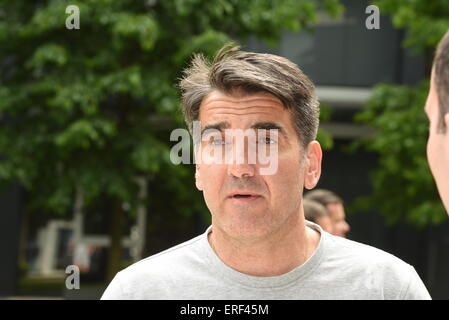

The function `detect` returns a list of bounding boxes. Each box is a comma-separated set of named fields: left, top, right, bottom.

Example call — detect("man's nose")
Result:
left=226, top=137, right=256, bottom=178
left=227, top=162, right=255, bottom=178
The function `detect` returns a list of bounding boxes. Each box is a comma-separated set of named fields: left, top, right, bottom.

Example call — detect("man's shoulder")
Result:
left=314, top=234, right=430, bottom=299
left=327, top=232, right=420, bottom=290
left=101, top=232, right=208, bottom=299
left=123, top=232, right=205, bottom=275
left=326, top=234, right=410, bottom=269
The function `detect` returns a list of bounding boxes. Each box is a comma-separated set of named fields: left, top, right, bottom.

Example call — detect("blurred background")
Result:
left=1, top=0, right=449, bottom=299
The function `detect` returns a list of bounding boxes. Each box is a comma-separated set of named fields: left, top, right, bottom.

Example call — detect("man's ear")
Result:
left=195, top=165, right=203, bottom=191
left=304, top=141, right=322, bottom=190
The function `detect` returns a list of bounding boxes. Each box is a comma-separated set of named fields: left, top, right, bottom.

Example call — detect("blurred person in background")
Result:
left=304, top=189, right=350, bottom=238
left=303, top=199, right=334, bottom=233
left=425, top=29, right=449, bottom=215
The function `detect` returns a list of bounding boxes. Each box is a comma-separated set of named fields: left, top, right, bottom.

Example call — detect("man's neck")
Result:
left=207, top=218, right=320, bottom=277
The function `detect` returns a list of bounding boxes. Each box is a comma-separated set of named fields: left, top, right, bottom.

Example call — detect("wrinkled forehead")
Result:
left=199, top=90, right=290, bottom=127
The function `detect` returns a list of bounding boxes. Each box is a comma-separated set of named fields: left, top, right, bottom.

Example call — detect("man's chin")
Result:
left=220, top=220, right=273, bottom=242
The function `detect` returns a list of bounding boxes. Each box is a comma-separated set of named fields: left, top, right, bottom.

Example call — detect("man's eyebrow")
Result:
left=200, top=121, right=288, bottom=140
left=201, top=121, right=230, bottom=136
left=250, top=122, right=288, bottom=140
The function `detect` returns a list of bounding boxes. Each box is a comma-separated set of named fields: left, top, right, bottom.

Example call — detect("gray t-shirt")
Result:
left=101, top=222, right=431, bottom=300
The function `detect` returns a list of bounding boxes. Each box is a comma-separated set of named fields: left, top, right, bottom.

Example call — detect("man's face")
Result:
left=425, top=70, right=449, bottom=214
left=195, top=90, right=321, bottom=241
left=326, top=203, right=350, bottom=238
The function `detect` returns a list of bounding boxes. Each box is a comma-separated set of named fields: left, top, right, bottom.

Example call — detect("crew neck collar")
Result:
left=200, top=221, right=326, bottom=288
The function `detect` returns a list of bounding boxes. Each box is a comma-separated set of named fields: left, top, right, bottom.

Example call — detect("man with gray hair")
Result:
left=102, top=43, right=430, bottom=300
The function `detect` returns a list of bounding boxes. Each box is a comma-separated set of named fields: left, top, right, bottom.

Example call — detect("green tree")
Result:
left=0, top=0, right=343, bottom=281
left=352, top=0, right=449, bottom=226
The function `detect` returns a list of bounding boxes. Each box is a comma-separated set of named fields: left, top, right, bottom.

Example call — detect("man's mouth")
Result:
left=229, top=193, right=261, bottom=200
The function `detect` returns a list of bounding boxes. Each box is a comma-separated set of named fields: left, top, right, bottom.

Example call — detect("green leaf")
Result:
left=352, top=81, right=446, bottom=227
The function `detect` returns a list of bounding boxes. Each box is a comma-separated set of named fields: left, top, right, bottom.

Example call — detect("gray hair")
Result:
left=178, top=42, right=320, bottom=149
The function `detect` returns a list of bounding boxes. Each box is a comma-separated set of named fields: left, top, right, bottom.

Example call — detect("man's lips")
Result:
left=228, top=192, right=262, bottom=200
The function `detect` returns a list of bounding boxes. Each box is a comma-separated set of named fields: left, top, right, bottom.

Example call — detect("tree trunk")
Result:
left=135, top=176, right=148, bottom=262
left=106, top=200, right=125, bottom=282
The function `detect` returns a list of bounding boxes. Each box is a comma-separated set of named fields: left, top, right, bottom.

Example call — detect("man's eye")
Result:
left=210, top=138, right=225, bottom=146
left=259, top=137, right=276, bottom=144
